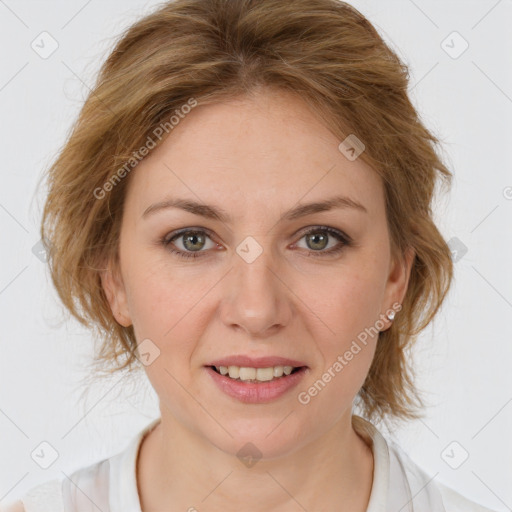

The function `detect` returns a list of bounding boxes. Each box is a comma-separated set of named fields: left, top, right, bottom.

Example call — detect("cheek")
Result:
left=305, top=267, right=384, bottom=391
left=318, top=269, right=385, bottom=338
left=123, top=249, right=210, bottom=336
left=123, top=261, right=209, bottom=412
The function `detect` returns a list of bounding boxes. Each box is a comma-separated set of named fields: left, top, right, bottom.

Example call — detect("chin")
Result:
left=203, top=419, right=311, bottom=461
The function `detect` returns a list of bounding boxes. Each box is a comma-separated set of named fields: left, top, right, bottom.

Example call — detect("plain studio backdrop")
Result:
left=0, top=0, right=510, bottom=510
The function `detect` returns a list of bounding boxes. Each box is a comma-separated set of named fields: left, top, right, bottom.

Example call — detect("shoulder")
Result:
left=16, top=457, right=110, bottom=512
left=437, top=481, right=498, bottom=512
left=2, top=421, right=156, bottom=512
left=2, top=479, right=64, bottom=512
left=1, top=500, right=25, bottom=512
left=388, top=440, right=497, bottom=512
left=5, top=456, right=107, bottom=512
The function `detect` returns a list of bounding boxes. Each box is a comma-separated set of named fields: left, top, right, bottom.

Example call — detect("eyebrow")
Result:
left=142, top=194, right=368, bottom=223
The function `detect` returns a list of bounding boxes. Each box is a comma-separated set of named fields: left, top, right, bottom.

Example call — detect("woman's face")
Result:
left=103, top=88, right=414, bottom=458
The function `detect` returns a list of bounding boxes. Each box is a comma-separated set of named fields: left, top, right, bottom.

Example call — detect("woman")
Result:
left=4, top=0, right=497, bottom=510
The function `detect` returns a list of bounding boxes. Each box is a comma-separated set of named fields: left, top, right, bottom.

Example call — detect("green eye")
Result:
left=161, top=225, right=352, bottom=260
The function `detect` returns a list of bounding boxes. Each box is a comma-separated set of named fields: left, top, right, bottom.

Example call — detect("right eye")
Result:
left=162, top=228, right=218, bottom=260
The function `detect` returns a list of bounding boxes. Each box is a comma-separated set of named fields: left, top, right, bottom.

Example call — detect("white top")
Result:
left=15, top=416, right=496, bottom=512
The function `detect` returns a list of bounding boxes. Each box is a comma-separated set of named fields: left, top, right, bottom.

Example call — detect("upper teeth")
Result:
left=216, top=365, right=296, bottom=381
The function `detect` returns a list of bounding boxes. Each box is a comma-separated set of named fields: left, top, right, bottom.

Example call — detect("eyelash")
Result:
left=160, top=226, right=352, bottom=260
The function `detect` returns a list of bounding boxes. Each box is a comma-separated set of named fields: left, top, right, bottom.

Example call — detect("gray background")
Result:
left=0, top=0, right=511, bottom=510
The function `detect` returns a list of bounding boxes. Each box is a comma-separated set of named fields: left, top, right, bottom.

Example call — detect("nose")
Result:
left=219, top=242, right=293, bottom=338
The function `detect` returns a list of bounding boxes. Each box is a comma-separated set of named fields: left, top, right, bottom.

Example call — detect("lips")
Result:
left=205, top=355, right=308, bottom=368
left=205, top=365, right=308, bottom=403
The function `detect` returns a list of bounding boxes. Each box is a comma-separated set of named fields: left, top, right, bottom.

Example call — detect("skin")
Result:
left=101, top=86, right=415, bottom=512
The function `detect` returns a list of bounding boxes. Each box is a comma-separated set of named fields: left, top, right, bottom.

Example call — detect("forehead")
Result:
left=124, top=89, right=384, bottom=218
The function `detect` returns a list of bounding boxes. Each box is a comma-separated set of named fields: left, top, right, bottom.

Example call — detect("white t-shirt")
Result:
left=14, top=415, right=496, bottom=512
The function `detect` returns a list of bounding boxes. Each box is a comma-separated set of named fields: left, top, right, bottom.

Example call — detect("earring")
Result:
left=387, top=310, right=396, bottom=321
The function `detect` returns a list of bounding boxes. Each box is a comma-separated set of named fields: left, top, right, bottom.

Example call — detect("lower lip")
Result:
left=205, top=366, right=308, bottom=404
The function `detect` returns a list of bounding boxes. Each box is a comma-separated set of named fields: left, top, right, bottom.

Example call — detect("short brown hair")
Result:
left=41, top=0, right=453, bottom=424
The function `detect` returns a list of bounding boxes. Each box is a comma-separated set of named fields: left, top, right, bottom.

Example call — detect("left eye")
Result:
left=162, top=226, right=351, bottom=260
left=294, top=227, right=350, bottom=254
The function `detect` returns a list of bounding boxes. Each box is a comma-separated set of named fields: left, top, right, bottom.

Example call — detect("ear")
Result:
left=100, top=256, right=132, bottom=327
left=381, top=245, right=415, bottom=329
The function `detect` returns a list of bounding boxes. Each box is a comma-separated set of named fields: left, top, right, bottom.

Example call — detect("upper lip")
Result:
left=206, top=355, right=308, bottom=368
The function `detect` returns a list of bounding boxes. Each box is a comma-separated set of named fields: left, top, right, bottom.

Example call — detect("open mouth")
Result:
left=208, top=365, right=305, bottom=383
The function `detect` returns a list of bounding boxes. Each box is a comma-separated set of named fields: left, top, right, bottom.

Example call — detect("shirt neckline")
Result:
left=109, top=414, right=390, bottom=512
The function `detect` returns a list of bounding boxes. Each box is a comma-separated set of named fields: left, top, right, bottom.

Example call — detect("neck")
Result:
left=136, top=411, right=374, bottom=512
